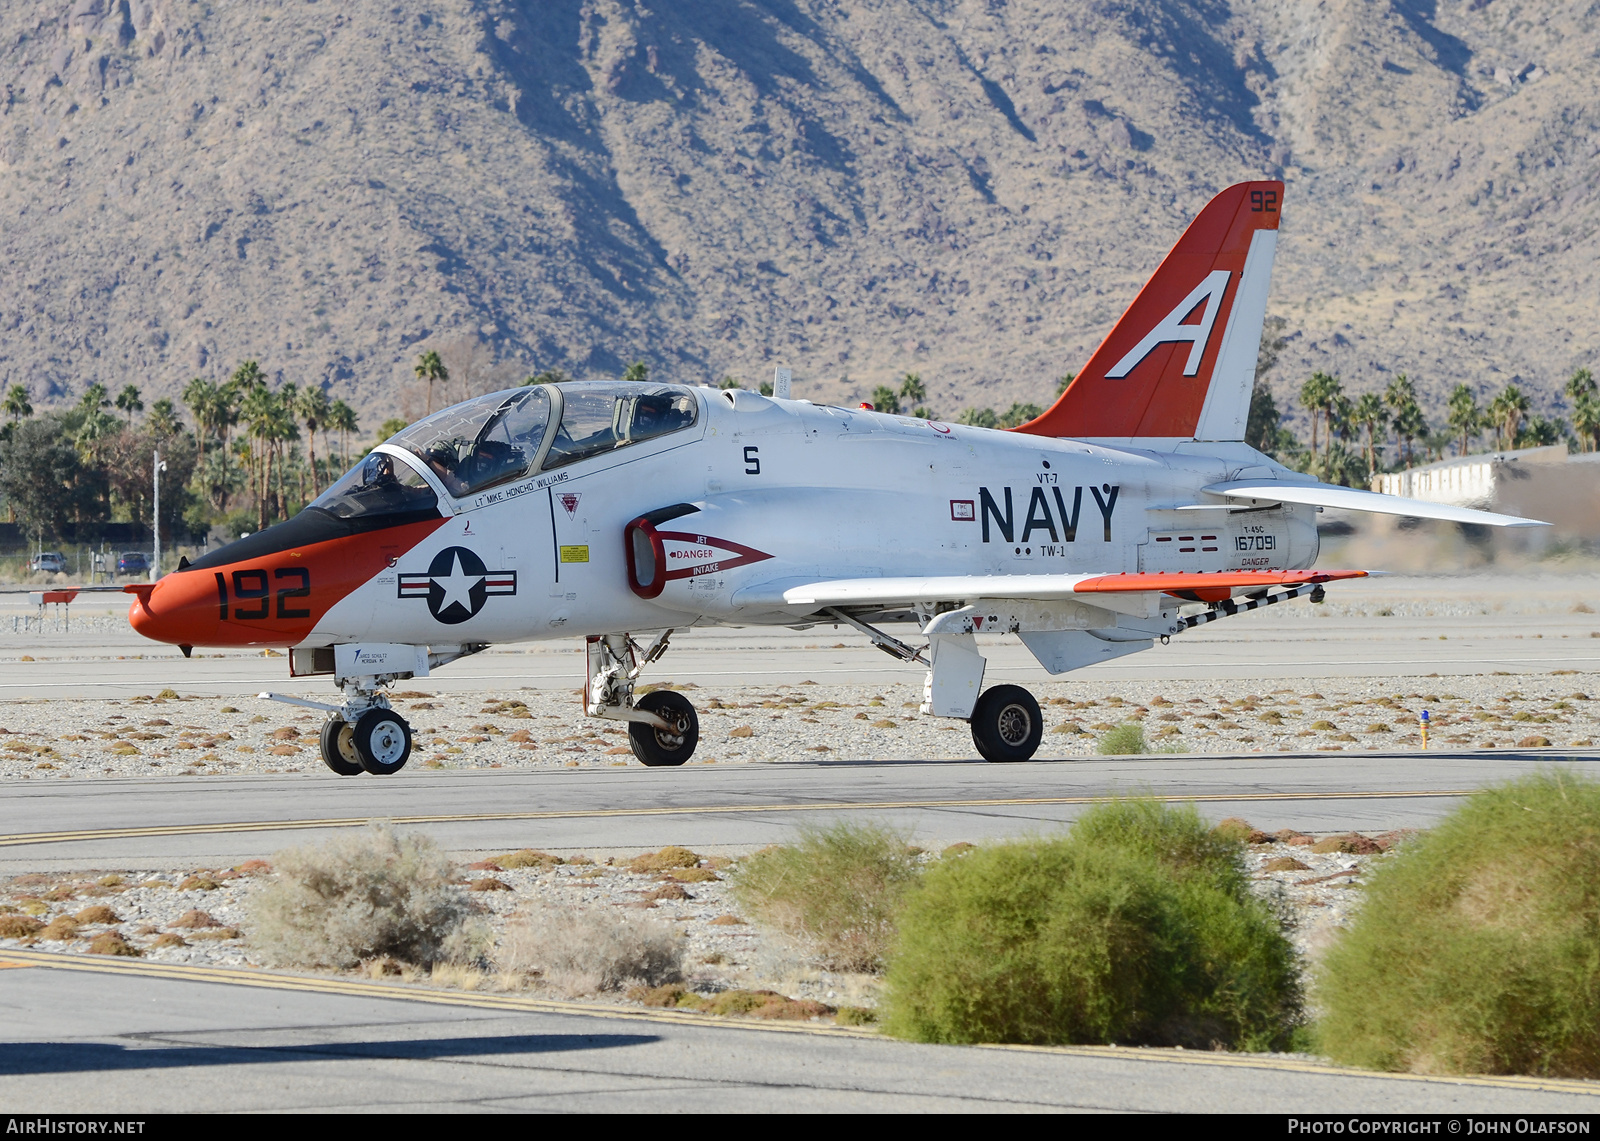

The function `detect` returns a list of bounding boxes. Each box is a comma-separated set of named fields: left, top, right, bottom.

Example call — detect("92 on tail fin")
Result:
left=1018, top=180, right=1283, bottom=443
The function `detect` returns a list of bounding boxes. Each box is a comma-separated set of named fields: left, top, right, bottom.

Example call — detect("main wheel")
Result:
left=319, top=717, right=364, bottom=776
left=970, top=684, right=1043, bottom=763
left=629, top=690, right=699, bottom=767
left=352, top=707, right=412, bottom=775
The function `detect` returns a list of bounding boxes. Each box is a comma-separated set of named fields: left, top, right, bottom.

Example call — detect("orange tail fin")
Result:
left=1017, top=180, right=1283, bottom=442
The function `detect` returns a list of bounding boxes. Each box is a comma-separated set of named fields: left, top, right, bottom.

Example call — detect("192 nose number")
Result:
left=214, top=568, right=312, bottom=621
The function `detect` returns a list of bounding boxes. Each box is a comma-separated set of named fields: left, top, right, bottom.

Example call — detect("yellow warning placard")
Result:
left=560, top=545, right=590, bottom=564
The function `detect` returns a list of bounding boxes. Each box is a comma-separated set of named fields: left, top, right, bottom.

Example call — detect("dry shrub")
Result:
left=1318, top=770, right=1600, bottom=1077
left=494, top=849, right=564, bottom=869
left=87, top=932, right=139, bottom=956
left=883, top=799, right=1301, bottom=1050
left=626, top=984, right=833, bottom=1020
left=74, top=905, right=119, bottom=925
left=172, top=909, right=221, bottom=929
left=497, top=906, right=682, bottom=995
left=469, top=878, right=513, bottom=892
left=732, top=820, right=921, bottom=972
left=39, top=918, right=78, bottom=941
left=0, top=915, right=43, bottom=938
left=666, top=867, right=721, bottom=883
left=247, top=823, right=473, bottom=970
left=178, top=876, right=220, bottom=891
left=151, top=932, right=187, bottom=948
left=629, top=846, right=702, bottom=874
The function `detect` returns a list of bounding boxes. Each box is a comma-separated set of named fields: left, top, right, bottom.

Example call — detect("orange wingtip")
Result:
left=1075, top=570, right=1366, bottom=597
left=122, top=583, right=156, bottom=601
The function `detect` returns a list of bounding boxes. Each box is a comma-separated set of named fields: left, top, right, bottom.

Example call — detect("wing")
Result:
left=782, top=568, right=1366, bottom=609
left=1199, top=480, right=1545, bottom=527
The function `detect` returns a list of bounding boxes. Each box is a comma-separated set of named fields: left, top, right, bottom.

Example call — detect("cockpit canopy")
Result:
left=375, top=381, right=698, bottom=500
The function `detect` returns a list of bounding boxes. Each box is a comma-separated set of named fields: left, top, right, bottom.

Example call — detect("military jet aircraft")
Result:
left=125, top=181, right=1541, bottom=773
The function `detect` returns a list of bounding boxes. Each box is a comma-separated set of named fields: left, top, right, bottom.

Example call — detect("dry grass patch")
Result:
left=0, top=915, right=43, bottom=938
left=628, top=846, right=702, bottom=874
left=73, top=905, right=119, bottom=925
left=494, top=849, right=564, bottom=869
left=87, top=932, right=139, bottom=956
left=150, top=932, right=187, bottom=948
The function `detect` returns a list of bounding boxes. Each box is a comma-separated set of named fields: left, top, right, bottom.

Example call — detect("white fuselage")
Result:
left=302, top=387, right=1319, bottom=650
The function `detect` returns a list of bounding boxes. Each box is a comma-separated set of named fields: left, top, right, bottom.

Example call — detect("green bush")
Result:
left=1317, top=770, right=1600, bottom=1076
left=1096, top=722, right=1147, bottom=755
left=732, top=820, right=921, bottom=972
left=882, top=800, right=1301, bottom=1049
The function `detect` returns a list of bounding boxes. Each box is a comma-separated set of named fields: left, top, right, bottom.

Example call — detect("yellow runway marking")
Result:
left=0, top=789, right=1480, bottom=848
left=4, top=948, right=1596, bottom=1097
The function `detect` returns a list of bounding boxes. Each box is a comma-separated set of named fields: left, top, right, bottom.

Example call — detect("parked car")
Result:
left=117, top=551, right=149, bottom=577
left=28, top=552, right=64, bottom=574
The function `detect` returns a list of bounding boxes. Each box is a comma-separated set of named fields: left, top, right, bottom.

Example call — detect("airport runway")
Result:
left=2, top=951, right=1597, bottom=1112
left=3, top=747, right=1593, bottom=872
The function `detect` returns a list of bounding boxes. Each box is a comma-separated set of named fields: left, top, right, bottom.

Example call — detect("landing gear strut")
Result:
left=584, top=631, right=699, bottom=766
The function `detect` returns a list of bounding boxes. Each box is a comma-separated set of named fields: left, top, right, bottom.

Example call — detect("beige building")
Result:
left=1372, top=444, right=1600, bottom=538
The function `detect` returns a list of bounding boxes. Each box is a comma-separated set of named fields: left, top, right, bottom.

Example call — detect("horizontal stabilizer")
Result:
left=783, top=569, right=1366, bottom=609
left=1202, top=481, right=1547, bottom=528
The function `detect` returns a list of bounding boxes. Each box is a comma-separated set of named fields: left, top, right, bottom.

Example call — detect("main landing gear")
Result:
left=585, top=631, right=699, bottom=766
left=822, top=610, right=1045, bottom=764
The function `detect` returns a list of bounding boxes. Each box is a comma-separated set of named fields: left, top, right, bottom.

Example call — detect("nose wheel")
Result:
left=319, top=717, right=365, bottom=776
left=317, top=709, right=413, bottom=775
left=970, top=684, right=1043, bottom=763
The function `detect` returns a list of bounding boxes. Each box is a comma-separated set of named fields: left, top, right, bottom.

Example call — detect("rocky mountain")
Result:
left=0, top=0, right=1595, bottom=439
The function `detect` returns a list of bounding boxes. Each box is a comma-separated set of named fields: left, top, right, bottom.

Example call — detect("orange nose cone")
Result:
left=127, top=573, right=222, bottom=646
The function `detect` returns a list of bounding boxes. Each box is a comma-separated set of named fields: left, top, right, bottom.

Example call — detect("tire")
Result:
left=352, top=707, right=412, bottom=775
left=970, top=684, right=1043, bottom=763
left=319, top=717, right=365, bottom=776
left=628, top=690, right=699, bottom=767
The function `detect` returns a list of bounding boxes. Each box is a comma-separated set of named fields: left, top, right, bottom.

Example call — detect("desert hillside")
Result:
left=0, top=0, right=1593, bottom=435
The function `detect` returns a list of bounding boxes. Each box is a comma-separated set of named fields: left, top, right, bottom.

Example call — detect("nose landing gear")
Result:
left=264, top=681, right=414, bottom=776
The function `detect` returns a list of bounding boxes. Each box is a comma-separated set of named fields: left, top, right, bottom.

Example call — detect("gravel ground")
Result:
left=0, top=831, right=1381, bottom=1021
left=0, top=671, right=1592, bottom=782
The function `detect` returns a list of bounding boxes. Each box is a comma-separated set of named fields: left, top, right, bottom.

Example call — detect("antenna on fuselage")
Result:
left=773, top=367, right=792, bottom=400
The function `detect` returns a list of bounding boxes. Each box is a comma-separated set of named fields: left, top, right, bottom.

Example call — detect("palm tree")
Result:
left=114, top=384, right=143, bottom=422
left=1447, top=384, right=1481, bottom=456
left=414, top=350, right=448, bottom=415
left=147, top=399, right=181, bottom=440
left=327, top=400, right=358, bottom=470
left=3, top=385, right=31, bottom=423
left=622, top=361, right=649, bottom=383
left=871, top=385, right=901, bottom=413
left=1353, top=392, right=1387, bottom=473
left=899, top=372, right=926, bottom=406
left=1392, top=399, right=1428, bottom=468
left=1565, top=368, right=1596, bottom=406
left=1299, top=371, right=1341, bottom=456
left=1574, top=396, right=1600, bottom=454
left=1489, top=385, right=1529, bottom=450
left=294, top=386, right=332, bottom=495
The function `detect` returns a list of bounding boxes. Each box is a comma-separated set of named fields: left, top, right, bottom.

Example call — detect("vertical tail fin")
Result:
left=1016, top=180, right=1283, bottom=442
